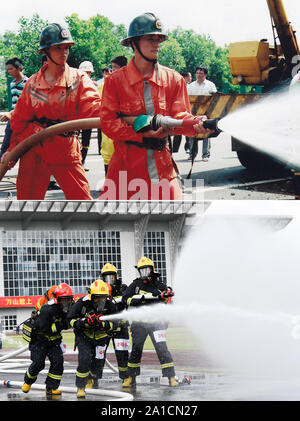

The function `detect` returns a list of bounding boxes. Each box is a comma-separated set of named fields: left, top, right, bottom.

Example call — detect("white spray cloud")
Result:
left=218, top=89, right=300, bottom=169
left=173, top=215, right=300, bottom=381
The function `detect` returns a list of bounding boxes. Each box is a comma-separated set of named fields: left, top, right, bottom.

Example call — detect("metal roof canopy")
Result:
left=0, top=200, right=210, bottom=230
left=0, top=200, right=292, bottom=232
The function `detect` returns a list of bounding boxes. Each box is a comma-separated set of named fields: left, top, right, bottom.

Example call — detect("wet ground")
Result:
left=0, top=348, right=218, bottom=402
left=1, top=347, right=300, bottom=405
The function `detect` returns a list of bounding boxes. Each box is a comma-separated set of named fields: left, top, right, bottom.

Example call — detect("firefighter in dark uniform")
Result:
left=67, top=279, right=123, bottom=398
left=122, top=256, right=178, bottom=388
left=101, top=263, right=129, bottom=380
left=21, top=283, right=74, bottom=396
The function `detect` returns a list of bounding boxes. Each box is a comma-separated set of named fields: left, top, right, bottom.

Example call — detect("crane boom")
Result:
left=228, top=0, right=299, bottom=87
left=266, top=0, right=300, bottom=64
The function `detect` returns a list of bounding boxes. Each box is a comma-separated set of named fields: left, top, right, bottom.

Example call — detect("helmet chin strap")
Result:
left=133, top=39, right=157, bottom=64
left=133, top=39, right=160, bottom=81
left=44, top=50, right=61, bottom=66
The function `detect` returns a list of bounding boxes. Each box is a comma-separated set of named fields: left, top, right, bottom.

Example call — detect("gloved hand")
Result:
left=86, top=313, right=97, bottom=326
left=160, top=287, right=174, bottom=304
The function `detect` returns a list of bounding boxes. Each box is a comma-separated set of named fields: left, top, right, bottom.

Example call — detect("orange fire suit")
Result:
left=9, top=63, right=101, bottom=200
left=35, top=286, right=57, bottom=311
left=98, top=58, right=199, bottom=200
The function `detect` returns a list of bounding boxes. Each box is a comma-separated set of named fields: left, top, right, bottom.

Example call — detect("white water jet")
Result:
left=218, top=89, right=300, bottom=169
left=1, top=332, right=23, bottom=348
left=101, top=302, right=186, bottom=325
left=173, top=213, right=300, bottom=385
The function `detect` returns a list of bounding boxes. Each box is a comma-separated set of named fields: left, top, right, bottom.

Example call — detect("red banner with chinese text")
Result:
left=0, top=295, right=85, bottom=308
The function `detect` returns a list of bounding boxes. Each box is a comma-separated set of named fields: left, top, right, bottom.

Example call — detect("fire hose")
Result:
left=0, top=344, right=133, bottom=401
left=0, top=117, right=101, bottom=182
left=105, top=289, right=174, bottom=312
left=112, top=290, right=174, bottom=305
left=0, top=115, right=220, bottom=183
left=132, top=287, right=174, bottom=304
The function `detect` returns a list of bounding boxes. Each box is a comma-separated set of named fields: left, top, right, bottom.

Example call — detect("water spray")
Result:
left=172, top=212, right=300, bottom=390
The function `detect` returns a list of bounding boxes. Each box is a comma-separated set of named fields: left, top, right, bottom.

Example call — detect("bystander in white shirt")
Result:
left=187, top=78, right=217, bottom=95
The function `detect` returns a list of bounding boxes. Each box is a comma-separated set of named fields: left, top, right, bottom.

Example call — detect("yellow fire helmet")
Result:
left=136, top=256, right=155, bottom=271
left=88, top=279, right=109, bottom=300
left=101, top=263, right=118, bottom=279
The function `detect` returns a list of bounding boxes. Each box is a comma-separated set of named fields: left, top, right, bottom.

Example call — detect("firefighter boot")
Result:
left=22, top=383, right=31, bottom=393
left=77, top=387, right=86, bottom=398
left=169, top=377, right=179, bottom=387
left=46, top=388, right=62, bottom=396
left=122, top=376, right=136, bottom=388
left=86, top=378, right=94, bottom=389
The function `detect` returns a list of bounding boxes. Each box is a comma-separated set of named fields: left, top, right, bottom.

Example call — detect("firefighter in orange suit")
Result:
left=98, top=13, right=212, bottom=200
left=35, top=286, right=57, bottom=311
left=2, top=23, right=100, bottom=200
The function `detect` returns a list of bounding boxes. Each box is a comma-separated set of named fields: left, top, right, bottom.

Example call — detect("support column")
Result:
left=169, top=214, right=186, bottom=281
left=133, top=215, right=150, bottom=262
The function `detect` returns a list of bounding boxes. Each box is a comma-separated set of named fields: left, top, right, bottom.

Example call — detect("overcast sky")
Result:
left=1, top=0, right=300, bottom=47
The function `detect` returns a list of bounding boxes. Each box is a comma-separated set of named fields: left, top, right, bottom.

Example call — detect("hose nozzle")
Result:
left=203, top=118, right=219, bottom=131
left=132, top=114, right=222, bottom=138
left=202, top=118, right=221, bottom=138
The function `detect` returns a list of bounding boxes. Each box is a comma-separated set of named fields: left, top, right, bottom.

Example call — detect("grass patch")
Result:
left=2, top=327, right=200, bottom=352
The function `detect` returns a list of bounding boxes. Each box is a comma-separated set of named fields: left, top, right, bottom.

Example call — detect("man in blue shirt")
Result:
left=0, top=57, right=28, bottom=158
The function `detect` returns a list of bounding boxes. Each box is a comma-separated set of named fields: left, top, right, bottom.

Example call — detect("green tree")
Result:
left=171, top=28, right=216, bottom=75
left=65, top=14, right=129, bottom=79
left=209, top=46, right=240, bottom=93
left=158, top=36, right=186, bottom=72
left=169, top=26, right=237, bottom=92
left=13, top=14, right=49, bottom=76
left=0, top=12, right=241, bottom=110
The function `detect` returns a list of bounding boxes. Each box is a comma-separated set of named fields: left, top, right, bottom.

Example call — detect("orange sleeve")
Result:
left=76, top=73, right=101, bottom=119
left=99, top=75, right=143, bottom=143
left=35, top=296, right=47, bottom=311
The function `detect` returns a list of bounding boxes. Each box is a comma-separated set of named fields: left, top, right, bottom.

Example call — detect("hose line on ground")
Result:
left=0, top=345, right=133, bottom=401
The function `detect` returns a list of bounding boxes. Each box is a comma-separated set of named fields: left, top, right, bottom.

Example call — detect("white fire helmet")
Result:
left=79, top=61, right=94, bottom=73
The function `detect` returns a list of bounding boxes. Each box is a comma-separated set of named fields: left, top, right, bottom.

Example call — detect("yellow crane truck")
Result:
left=190, top=0, right=300, bottom=170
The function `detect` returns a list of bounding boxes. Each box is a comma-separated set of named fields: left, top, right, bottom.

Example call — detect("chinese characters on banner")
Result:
left=0, top=295, right=84, bottom=308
